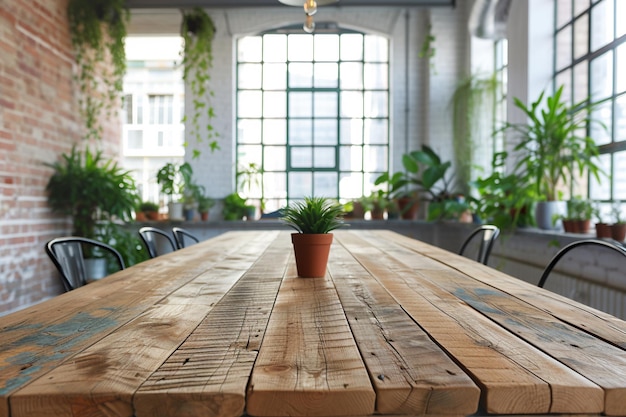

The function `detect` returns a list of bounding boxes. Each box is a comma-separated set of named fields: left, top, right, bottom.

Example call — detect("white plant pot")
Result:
left=168, top=202, right=184, bottom=221
left=535, top=201, right=566, bottom=230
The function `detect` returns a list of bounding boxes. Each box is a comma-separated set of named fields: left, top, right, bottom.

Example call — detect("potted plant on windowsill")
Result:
left=156, top=162, right=193, bottom=220
left=281, top=196, right=345, bottom=278
left=502, top=85, right=605, bottom=230
left=611, top=202, right=626, bottom=242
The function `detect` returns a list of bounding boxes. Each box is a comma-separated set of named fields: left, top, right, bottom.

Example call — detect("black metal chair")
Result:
left=458, top=225, right=501, bottom=265
left=537, top=239, right=626, bottom=288
left=172, top=227, right=200, bottom=249
left=138, top=226, right=177, bottom=258
left=45, top=237, right=125, bottom=292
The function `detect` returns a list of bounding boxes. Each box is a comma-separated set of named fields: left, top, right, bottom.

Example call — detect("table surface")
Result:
left=2, top=230, right=626, bottom=417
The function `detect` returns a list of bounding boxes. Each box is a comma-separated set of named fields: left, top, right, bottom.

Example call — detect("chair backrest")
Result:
left=458, top=225, right=501, bottom=265
left=45, top=237, right=125, bottom=292
left=138, top=226, right=177, bottom=258
left=172, top=227, right=200, bottom=250
left=538, top=239, right=626, bottom=288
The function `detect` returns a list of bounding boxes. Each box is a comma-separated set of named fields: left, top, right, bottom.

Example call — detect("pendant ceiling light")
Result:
left=278, top=0, right=339, bottom=33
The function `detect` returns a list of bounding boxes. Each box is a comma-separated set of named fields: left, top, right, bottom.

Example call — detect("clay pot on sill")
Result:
left=611, top=223, right=626, bottom=242
left=291, top=233, right=333, bottom=278
left=595, top=223, right=612, bottom=239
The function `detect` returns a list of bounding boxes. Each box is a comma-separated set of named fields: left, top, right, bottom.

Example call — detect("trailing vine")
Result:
left=180, top=7, right=219, bottom=157
left=67, top=0, right=129, bottom=140
left=419, top=23, right=436, bottom=73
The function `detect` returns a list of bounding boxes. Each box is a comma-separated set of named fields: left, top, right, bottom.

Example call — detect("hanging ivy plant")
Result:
left=180, top=7, right=219, bottom=158
left=67, top=0, right=129, bottom=140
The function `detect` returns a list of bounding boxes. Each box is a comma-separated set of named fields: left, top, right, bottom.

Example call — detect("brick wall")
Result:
left=0, top=0, right=121, bottom=315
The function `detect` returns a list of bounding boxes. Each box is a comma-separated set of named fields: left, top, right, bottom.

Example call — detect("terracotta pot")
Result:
left=576, top=219, right=590, bottom=234
left=611, top=223, right=626, bottom=242
left=397, top=197, right=418, bottom=220
left=146, top=210, right=160, bottom=221
left=200, top=211, right=209, bottom=221
left=136, top=211, right=147, bottom=222
left=562, top=219, right=577, bottom=233
left=291, top=233, right=333, bottom=278
left=596, top=223, right=612, bottom=238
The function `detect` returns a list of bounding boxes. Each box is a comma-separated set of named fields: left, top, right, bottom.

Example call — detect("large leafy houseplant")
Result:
left=180, top=7, right=219, bottom=157
left=46, top=146, right=140, bottom=242
left=506, top=85, right=604, bottom=202
left=67, top=0, right=129, bottom=140
left=281, top=197, right=344, bottom=278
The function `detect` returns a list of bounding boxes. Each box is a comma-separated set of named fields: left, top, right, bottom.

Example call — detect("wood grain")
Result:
left=247, top=247, right=375, bottom=417
left=328, top=239, right=480, bottom=415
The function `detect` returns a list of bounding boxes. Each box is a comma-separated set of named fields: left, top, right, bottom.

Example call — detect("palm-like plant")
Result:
left=281, top=197, right=345, bottom=234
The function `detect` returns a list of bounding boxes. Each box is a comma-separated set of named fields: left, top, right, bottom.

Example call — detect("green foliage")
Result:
left=96, top=223, right=148, bottom=269
left=197, top=194, right=215, bottom=213
left=418, top=23, right=436, bottom=72
left=139, top=201, right=159, bottom=213
left=45, top=145, right=140, bottom=240
left=565, top=197, right=594, bottom=221
left=504, top=85, right=605, bottom=201
left=281, top=197, right=345, bottom=234
left=156, top=162, right=194, bottom=199
left=181, top=7, right=219, bottom=156
left=67, top=0, right=129, bottom=140
left=471, top=151, right=536, bottom=230
left=222, top=192, right=249, bottom=220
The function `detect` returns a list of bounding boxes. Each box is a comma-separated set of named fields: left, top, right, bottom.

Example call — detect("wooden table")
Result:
left=2, top=230, right=626, bottom=417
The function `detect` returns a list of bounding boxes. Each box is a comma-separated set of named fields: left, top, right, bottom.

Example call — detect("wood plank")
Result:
left=247, top=249, right=376, bottom=417
left=376, top=230, right=626, bottom=416
left=133, top=231, right=289, bottom=417
left=328, top=238, right=480, bottom=415
left=3, top=231, right=275, bottom=417
left=336, top=231, right=604, bottom=415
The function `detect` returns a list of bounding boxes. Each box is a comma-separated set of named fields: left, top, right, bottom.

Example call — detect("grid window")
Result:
left=555, top=0, right=626, bottom=216
left=236, top=29, right=390, bottom=212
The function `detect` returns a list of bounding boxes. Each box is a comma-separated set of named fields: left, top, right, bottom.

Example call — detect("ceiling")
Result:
left=125, top=0, right=455, bottom=8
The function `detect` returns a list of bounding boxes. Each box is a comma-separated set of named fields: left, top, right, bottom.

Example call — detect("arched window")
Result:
left=236, top=25, right=390, bottom=212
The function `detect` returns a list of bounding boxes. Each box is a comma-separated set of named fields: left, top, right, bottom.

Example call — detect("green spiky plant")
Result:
left=281, top=197, right=345, bottom=234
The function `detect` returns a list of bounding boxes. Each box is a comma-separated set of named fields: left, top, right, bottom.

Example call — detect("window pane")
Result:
left=590, top=51, right=613, bottom=101
left=341, top=92, right=363, bottom=118
left=340, top=146, right=363, bottom=171
left=238, top=119, right=262, bottom=144
left=573, top=0, right=590, bottom=16
left=364, top=63, right=388, bottom=89
left=340, top=172, right=363, bottom=199
left=589, top=153, right=611, bottom=200
left=314, top=119, right=337, bottom=145
left=615, top=151, right=626, bottom=200
left=340, top=62, right=364, bottom=89
left=615, top=94, right=626, bottom=142
left=264, top=146, right=286, bottom=171
left=364, top=119, right=388, bottom=144
left=314, top=172, right=337, bottom=197
left=314, top=92, right=338, bottom=117
left=340, top=119, right=363, bottom=144
left=289, top=92, right=312, bottom=117
left=364, top=91, right=388, bottom=118
left=289, top=63, right=313, bottom=88
left=364, top=145, right=387, bottom=172
left=572, top=61, right=588, bottom=103
left=617, top=43, right=626, bottom=94
left=556, top=0, right=572, bottom=28
left=264, top=63, right=287, bottom=90
left=238, top=91, right=262, bottom=117
left=618, top=0, right=626, bottom=37
left=264, top=172, right=287, bottom=198
left=289, top=172, right=312, bottom=197
left=238, top=64, right=262, bottom=89
left=291, top=147, right=312, bottom=168
left=556, top=26, right=572, bottom=71
left=364, top=35, right=388, bottom=62
left=573, top=14, right=589, bottom=60
left=590, top=102, right=612, bottom=146
left=314, top=63, right=338, bottom=88
left=238, top=37, right=262, bottom=62
left=288, top=34, right=313, bottom=61
left=590, top=0, right=614, bottom=52
left=314, top=35, right=339, bottom=61
left=127, top=130, right=143, bottom=149
left=314, top=147, right=336, bottom=168
left=264, top=34, right=287, bottom=62
left=340, top=34, right=363, bottom=61
left=263, top=119, right=287, bottom=145
left=263, top=91, right=286, bottom=117
left=289, top=119, right=312, bottom=145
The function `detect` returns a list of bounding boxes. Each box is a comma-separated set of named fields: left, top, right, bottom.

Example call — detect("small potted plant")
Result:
left=138, top=201, right=160, bottom=221
left=156, top=162, right=193, bottom=220
left=281, top=196, right=345, bottom=278
left=611, top=202, right=626, bottom=242
left=197, top=194, right=215, bottom=221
